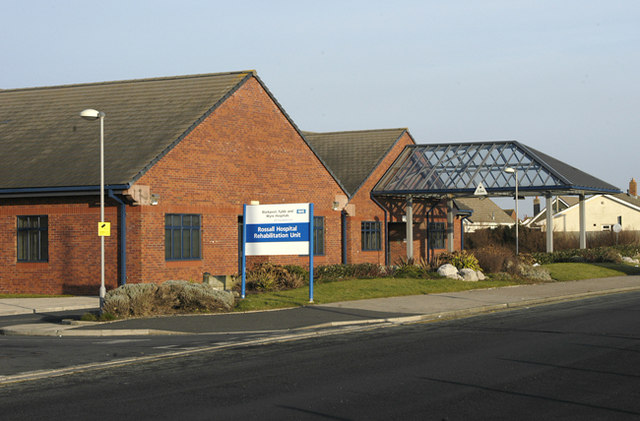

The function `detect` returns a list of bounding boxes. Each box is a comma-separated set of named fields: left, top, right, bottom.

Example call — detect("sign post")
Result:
left=242, top=203, right=315, bottom=302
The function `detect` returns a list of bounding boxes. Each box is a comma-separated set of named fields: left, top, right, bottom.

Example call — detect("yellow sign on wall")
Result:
left=98, top=222, right=111, bottom=237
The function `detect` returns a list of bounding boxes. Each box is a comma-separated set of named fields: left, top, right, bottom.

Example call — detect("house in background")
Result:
left=454, top=197, right=515, bottom=233
left=527, top=180, right=640, bottom=233
left=523, top=196, right=579, bottom=229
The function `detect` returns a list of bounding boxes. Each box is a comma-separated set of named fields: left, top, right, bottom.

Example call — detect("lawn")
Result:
left=542, top=262, right=640, bottom=282
left=235, top=276, right=518, bottom=312
left=236, top=261, right=640, bottom=312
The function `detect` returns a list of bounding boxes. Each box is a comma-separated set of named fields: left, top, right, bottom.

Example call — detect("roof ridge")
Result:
left=303, top=128, right=407, bottom=136
left=1, top=70, right=256, bottom=93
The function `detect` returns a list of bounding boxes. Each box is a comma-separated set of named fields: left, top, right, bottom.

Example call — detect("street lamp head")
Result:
left=79, top=109, right=105, bottom=120
left=504, top=167, right=515, bottom=174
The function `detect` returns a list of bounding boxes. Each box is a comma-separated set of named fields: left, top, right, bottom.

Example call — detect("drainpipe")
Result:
left=370, top=194, right=389, bottom=266
left=341, top=210, right=348, bottom=264
left=461, top=216, right=470, bottom=250
left=108, top=190, right=127, bottom=285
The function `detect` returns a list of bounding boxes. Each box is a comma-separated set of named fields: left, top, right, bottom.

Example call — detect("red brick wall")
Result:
left=127, top=76, right=345, bottom=284
left=0, top=197, right=120, bottom=294
left=344, top=132, right=415, bottom=265
left=386, top=200, right=464, bottom=264
left=0, top=76, right=345, bottom=294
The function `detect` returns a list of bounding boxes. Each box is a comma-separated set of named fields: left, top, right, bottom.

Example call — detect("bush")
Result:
left=315, top=263, right=387, bottom=282
left=472, top=246, right=517, bottom=273
left=438, top=250, right=482, bottom=272
left=102, top=281, right=235, bottom=318
left=532, top=247, right=623, bottom=265
left=243, top=263, right=304, bottom=292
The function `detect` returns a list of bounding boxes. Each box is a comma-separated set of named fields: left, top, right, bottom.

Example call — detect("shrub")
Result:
left=438, top=250, right=482, bottom=272
left=284, top=265, right=309, bottom=282
left=315, top=263, right=387, bottom=282
left=532, top=247, right=623, bottom=265
left=244, top=263, right=304, bottom=292
left=472, top=246, right=516, bottom=273
left=102, top=281, right=235, bottom=318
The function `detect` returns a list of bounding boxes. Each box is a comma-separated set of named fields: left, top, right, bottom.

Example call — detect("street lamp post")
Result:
left=80, top=109, right=106, bottom=306
left=504, top=167, right=519, bottom=256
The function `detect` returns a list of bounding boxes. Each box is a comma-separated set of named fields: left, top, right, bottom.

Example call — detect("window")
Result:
left=361, top=221, right=381, bottom=251
left=165, top=214, right=201, bottom=260
left=313, top=216, right=325, bottom=256
left=17, top=215, right=48, bottom=262
left=428, top=222, right=446, bottom=249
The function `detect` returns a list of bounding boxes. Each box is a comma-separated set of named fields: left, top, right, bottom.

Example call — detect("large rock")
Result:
left=437, top=264, right=462, bottom=280
left=459, top=268, right=479, bottom=282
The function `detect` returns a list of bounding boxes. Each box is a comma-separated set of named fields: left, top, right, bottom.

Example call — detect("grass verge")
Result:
left=235, top=276, right=518, bottom=312
left=542, top=262, right=640, bottom=282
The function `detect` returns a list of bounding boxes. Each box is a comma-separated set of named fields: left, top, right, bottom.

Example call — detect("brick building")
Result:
left=304, top=129, right=464, bottom=266
left=0, top=70, right=464, bottom=295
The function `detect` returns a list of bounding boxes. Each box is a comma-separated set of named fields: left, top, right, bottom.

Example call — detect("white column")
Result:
left=406, top=196, right=414, bottom=260
left=546, top=194, right=554, bottom=253
left=447, top=199, right=454, bottom=252
left=579, top=194, right=586, bottom=249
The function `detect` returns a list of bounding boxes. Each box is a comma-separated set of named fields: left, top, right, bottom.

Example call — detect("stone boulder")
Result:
left=438, top=264, right=486, bottom=282
left=459, top=268, right=479, bottom=282
left=437, top=264, right=462, bottom=280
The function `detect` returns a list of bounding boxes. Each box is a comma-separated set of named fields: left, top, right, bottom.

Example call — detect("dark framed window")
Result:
left=313, top=216, right=325, bottom=256
left=428, top=222, right=446, bottom=249
left=361, top=221, right=381, bottom=251
left=17, top=215, right=48, bottom=262
left=165, top=214, right=201, bottom=260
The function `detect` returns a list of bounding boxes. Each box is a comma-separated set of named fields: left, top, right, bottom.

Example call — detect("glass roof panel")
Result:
left=374, top=141, right=621, bottom=196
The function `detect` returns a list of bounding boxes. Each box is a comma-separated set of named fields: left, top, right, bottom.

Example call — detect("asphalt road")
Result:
left=1, top=292, right=640, bottom=420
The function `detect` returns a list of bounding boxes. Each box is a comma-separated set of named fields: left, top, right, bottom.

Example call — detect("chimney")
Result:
left=630, top=178, right=637, bottom=197
left=533, top=196, right=541, bottom=215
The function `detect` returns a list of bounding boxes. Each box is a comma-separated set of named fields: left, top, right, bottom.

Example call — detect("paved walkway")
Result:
left=1, top=276, right=639, bottom=336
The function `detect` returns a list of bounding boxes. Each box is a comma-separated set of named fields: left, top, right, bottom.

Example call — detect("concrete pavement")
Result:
left=2, top=276, right=640, bottom=337
left=0, top=296, right=99, bottom=316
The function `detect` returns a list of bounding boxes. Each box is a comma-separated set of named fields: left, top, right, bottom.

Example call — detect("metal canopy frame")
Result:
left=372, top=140, right=621, bottom=254
left=373, top=141, right=620, bottom=198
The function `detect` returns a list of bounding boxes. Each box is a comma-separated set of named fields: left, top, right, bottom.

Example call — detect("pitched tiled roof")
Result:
left=526, top=196, right=580, bottom=225
left=303, top=128, right=410, bottom=197
left=0, top=71, right=254, bottom=190
left=454, top=197, right=515, bottom=224
left=610, top=193, right=640, bottom=209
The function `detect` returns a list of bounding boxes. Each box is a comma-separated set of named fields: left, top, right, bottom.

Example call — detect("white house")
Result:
left=455, top=197, right=515, bottom=233
left=536, top=193, right=640, bottom=233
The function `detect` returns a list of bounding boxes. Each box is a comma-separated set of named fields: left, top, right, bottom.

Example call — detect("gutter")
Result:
left=0, top=184, right=130, bottom=198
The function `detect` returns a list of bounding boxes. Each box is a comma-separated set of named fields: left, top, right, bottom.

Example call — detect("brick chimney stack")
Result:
left=533, top=196, right=541, bottom=215
left=630, top=178, right=637, bottom=197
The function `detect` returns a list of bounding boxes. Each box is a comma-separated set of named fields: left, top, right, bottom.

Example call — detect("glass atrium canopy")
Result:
left=373, top=141, right=620, bottom=198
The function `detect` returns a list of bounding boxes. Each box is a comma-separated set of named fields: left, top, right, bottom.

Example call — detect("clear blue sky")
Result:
left=2, top=0, right=639, bottom=217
